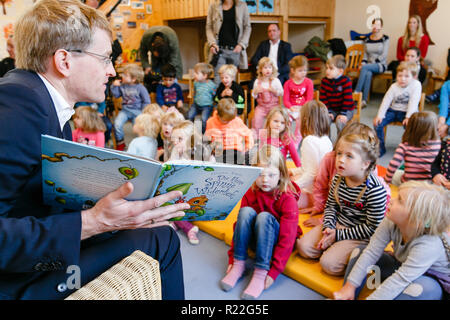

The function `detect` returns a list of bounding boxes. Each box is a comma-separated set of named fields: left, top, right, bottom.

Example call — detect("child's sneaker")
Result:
left=116, top=141, right=126, bottom=151
left=187, top=226, right=199, bottom=245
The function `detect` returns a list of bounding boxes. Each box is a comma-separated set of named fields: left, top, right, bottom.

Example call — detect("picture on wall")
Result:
left=244, top=0, right=256, bottom=14
left=258, top=0, right=274, bottom=13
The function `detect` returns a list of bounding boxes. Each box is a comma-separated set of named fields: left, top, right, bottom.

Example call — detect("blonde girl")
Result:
left=168, top=120, right=214, bottom=244
left=385, top=111, right=441, bottom=186
left=157, top=109, right=184, bottom=161
left=303, top=122, right=391, bottom=227
left=72, top=106, right=106, bottom=147
left=259, top=107, right=301, bottom=167
left=127, top=113, right=160, bottom=159
left=251, top=57, right=283, bottom=135
left=296, top=130, right=387, bottom=276
left=289, top=100, right=332, bottom=208
left=221, top=145, right=301, bottom=299
left=335, top=181, right=449, bottom=300
left=142, top=103, right=164, bottom=122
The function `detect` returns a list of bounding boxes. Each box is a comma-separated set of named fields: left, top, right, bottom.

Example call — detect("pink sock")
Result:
left=220, top=259, right=245, bottom=291
left=241, top=268, right=268, bottom=299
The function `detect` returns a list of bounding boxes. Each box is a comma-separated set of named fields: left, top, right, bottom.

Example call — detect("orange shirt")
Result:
left=205, top=113, right=254, bottom=153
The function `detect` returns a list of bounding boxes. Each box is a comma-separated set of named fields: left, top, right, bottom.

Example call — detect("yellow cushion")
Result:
left=194, top=161, right=394, bottom=299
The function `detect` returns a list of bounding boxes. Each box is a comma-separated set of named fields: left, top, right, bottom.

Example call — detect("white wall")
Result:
left=334, top=0, right=450, bottom=75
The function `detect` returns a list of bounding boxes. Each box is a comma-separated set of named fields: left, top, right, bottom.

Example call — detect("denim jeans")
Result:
left=344, top=248, right=444, bottom=300
left=374, top=108, right=406, bottom=156
left=232, top=207, right=280, bottom=271
left=187, top=103, right=213, bottom=134
left=355, top=63, right=382, bottom=101
left=114, top=108, right=142, bottom=141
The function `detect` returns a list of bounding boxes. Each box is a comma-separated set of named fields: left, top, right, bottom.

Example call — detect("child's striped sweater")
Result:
left=319, top=75, right=355, bottom=114
left=322, top=173, right=387, bottom=242
left=385, top=140, right=441, bottom=184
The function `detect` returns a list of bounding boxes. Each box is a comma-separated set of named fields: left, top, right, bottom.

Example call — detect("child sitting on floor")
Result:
left=167, top=120, right=212, bottom=244
left=72, top=106, right=106, bottom=147
left=220, top=145, right=301, bottom=299
left=373, top=61, right=422, bottom=157
left=289, top=100, right=333, bottom=209
left=334, top=181, right=450, bottom=300
left=302, top=122, right=391, bottom=227
left=205, top=98, right=254, bottom=165
left=157, top=108, right=185, bottom=161
left=258, top=107, right=301, bottom=167
left=296, top=129, right=387, bottom=276
left=431, top=136, right=450, bottom=190
left=127, top=113, right=160, bottom=160
left=385, top=111, right=441, bottom=186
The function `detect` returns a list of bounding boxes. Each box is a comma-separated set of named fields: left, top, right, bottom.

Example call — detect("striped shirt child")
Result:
left=323, top=172, right=387, bottom=242
left=319, top=75, right=355, bottom=115
left=385, top=140, right=441, bottom=184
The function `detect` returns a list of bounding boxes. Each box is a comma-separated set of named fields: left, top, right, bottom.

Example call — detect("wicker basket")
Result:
left=65, top=250, right=161, bottom=300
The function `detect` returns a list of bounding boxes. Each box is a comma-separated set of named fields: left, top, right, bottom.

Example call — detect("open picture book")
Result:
left=41, top=135, right=262, bottom=221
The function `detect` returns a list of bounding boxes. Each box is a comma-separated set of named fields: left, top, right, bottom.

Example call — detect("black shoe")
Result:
left=426, top=90, right=440, bottom=103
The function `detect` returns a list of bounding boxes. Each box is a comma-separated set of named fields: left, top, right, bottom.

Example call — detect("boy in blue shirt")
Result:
left=111, top=64, right=151, bottom=150
left=187, top=62, right=217, bottom=133
left=156, top=64, right=184, bottom=113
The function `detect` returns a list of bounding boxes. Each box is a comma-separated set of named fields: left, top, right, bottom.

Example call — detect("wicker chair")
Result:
left=65, top=250, right=161, bottom=300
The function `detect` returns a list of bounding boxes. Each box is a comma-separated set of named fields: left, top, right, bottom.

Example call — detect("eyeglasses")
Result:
left=67, top=49, right=113, bottom=66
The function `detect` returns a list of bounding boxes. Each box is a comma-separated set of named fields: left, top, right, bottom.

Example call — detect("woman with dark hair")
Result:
left=139, top=26, right=183, bottom=92
left=206, top=0, right=251, bottom=83
left=354, top=17, right=389, bottom=107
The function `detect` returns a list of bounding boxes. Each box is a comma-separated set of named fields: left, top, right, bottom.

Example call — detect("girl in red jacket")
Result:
left=220, top=145, right=302, bottom=299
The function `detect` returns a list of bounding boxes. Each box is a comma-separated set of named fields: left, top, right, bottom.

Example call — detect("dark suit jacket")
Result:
left=0, top=69, right=81, bottom=299
left=250, top=39, right=293, bottom=84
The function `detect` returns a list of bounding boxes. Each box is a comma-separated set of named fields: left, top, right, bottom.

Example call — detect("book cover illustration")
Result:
left=155, top=161, right=261, bottom=221
left=41, top=136, right=262, bottom=221
left=42, top=135, right=162, bottom=211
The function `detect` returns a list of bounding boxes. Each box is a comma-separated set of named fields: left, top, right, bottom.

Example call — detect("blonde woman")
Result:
left=397, top=15, right=430, bottom=61
left=389, top=15, right=430, bottom=78
left=335, top=181, right=450, bottom=300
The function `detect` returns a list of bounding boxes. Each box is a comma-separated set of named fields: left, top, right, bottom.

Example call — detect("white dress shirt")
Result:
left=268, top=39, right=280, bottom=67
left=38, top=73, right=74, bottom=131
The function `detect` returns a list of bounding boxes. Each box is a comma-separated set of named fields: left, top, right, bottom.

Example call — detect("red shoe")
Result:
left=116, top=142, right=126, bottom=151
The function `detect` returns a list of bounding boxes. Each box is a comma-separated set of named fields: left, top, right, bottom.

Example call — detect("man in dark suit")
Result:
left=250, top=23, right=293, bottom=84
left=0, top=0, right=189, bottom=300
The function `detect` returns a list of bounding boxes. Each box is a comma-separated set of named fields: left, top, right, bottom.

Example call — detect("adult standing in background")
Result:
left=354, top=18, right=389, bottom=107
left=389, top=15, right=430, bottom=80
left=250, top=23, right=293, bottom=85
left=206, top=0, right=252, bottom=83
left=0, top=0, right=188, bottom=300
left=139, top=26, right=183, bottom=93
